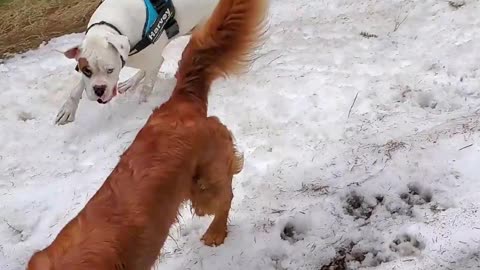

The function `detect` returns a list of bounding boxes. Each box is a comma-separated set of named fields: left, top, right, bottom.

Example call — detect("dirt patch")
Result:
left=0, top=0, right=100, bottom=59
left=320, top=240, right=391, bottom=270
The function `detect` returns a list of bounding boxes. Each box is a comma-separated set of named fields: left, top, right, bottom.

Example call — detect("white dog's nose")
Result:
left=93, top=85, right=106, bottom=97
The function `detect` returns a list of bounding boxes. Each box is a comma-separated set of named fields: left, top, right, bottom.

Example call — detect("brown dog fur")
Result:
left=26, top=0, right=268, bottom=269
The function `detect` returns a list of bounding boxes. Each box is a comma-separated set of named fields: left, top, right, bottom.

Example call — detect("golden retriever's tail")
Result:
left=172, top=0, right=269, bottom=106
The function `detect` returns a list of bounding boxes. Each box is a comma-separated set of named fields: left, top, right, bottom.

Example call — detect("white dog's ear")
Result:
left=105, top=34, right=130, bottom=61
left=64, top=45, right=81, bottom=59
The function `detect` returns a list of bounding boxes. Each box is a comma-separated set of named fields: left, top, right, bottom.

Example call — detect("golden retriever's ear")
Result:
left=26, top=251, right=51, bottom=270
left=64, top=45, right=80, bottom=59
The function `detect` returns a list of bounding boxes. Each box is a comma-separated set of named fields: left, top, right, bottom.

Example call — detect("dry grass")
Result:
left=0, top=0, right=100, bottom=59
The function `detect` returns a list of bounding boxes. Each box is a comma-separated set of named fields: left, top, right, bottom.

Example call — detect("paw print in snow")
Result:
left=343, top=191, right=380, bottom=220
left=389, top=233, right=425, bottom=257
left=280, top=214, right=310, bottom=244
left=400, top=182, right=432, bottom=206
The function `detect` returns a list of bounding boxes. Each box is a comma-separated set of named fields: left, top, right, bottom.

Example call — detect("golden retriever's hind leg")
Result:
left=191, top=168, right=234, bottom=246
left=193, top=117, right=244, bottom=247
left=200, top=186, right=232, bottom=247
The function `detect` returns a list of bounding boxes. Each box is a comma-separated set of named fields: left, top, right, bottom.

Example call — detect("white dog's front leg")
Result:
left=138, top=57, right=164, bottom=103
left=118, top=70, right=146, bottom=94
left=55, top=79, right=85, bottom=125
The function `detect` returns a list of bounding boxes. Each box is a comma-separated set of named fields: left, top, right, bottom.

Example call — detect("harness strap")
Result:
left=165, top=16, right=180, bottom=39
left=86, top=21, right=123, bottom=36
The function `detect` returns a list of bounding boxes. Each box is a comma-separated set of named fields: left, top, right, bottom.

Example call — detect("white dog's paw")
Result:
left=118, top=79, right=139, bottom=94
left=118, top=72, right=145, bottom=94
left=55, top=99, right=78, bottom=125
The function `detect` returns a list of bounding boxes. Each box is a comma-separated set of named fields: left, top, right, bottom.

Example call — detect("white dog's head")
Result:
left=64, top=33, right=130, bottom=104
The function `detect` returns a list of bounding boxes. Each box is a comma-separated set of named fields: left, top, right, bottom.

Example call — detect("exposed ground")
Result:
left=0, top=0, right=99, bottom=58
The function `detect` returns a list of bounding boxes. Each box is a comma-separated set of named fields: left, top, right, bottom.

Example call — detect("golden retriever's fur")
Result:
left=26, top=0, right=267, bottom=269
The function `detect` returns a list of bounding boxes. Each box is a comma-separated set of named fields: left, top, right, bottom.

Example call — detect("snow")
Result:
left=2, top=0, right=480, bottom=269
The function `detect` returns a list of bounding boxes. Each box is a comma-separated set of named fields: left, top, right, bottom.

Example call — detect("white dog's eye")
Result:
left=82, top=67, right=92, bottom=78
left=107, top=68, right=114, bottom=74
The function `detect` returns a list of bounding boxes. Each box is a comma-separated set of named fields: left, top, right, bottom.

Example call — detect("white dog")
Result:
left=55, top=0, right=219, bottom=125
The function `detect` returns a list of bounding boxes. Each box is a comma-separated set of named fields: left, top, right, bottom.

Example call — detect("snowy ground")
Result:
left=2, top=0, right=480, bottom=269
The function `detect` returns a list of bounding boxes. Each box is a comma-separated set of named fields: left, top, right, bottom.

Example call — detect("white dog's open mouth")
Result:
left=97, top=86, right=118, bottom=104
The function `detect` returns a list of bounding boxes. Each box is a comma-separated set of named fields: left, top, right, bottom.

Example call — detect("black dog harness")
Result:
left=76, top=0, right=179, bottom=71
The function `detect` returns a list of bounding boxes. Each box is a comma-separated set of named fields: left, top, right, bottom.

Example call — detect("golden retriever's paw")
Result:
left=201, top=227, right=227, bottom=247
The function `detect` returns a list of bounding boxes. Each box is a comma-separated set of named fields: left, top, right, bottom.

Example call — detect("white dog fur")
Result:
left=55, top=0, right=219, bottom=125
